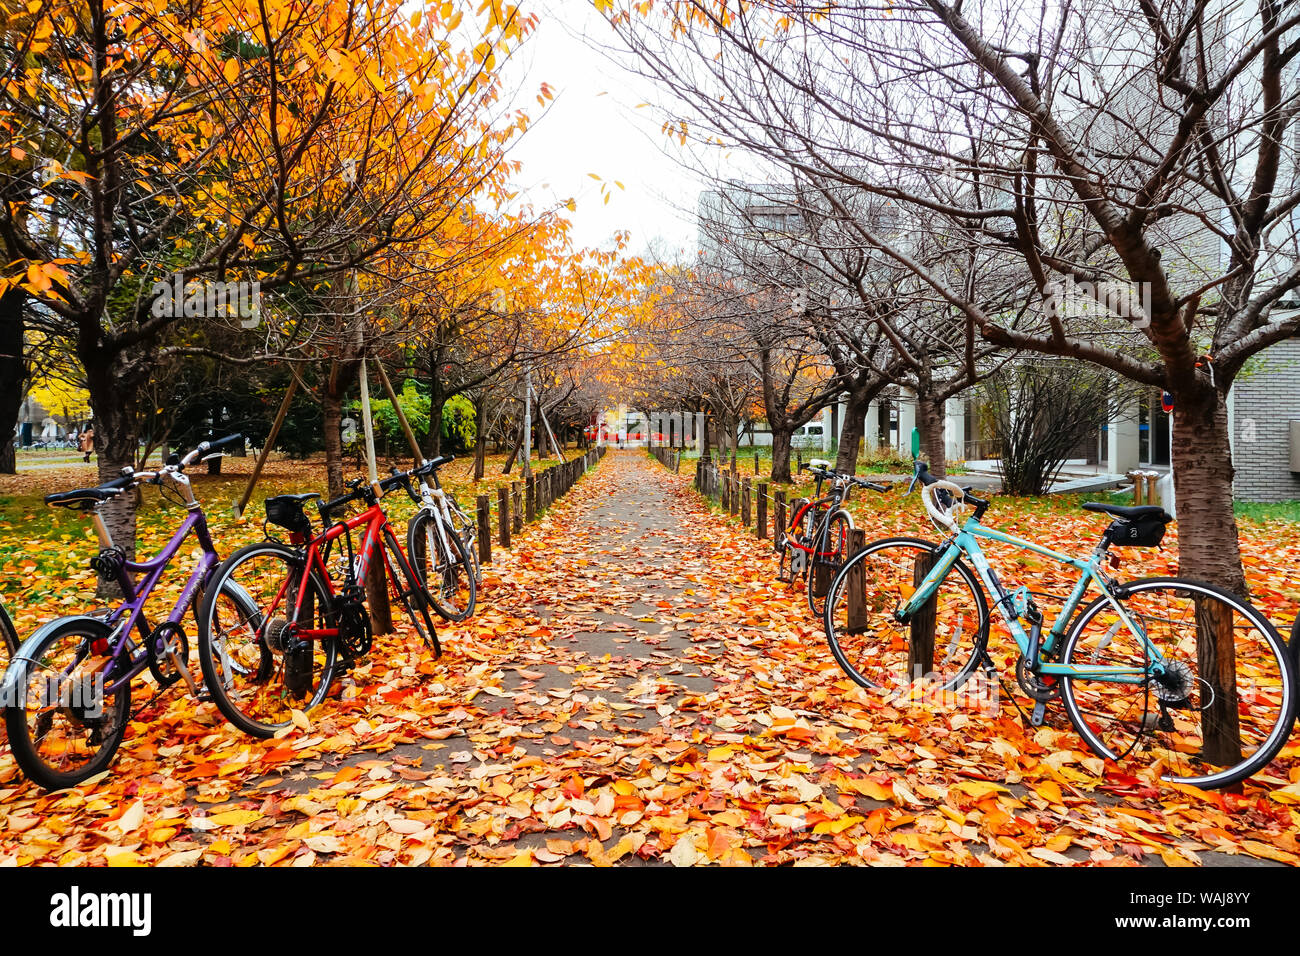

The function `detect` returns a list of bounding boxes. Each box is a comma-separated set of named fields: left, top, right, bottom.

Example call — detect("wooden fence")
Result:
left=470, top=446, right=606, bottom=564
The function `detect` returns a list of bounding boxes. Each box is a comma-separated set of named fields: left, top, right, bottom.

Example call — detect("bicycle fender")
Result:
left=0, top=615, right=112, bottom=703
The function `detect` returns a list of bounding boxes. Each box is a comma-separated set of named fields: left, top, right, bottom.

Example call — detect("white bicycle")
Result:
left=403, top=455, right=479, bottom=622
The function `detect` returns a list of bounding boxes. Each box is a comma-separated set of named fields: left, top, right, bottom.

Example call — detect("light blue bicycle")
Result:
left=822, top=461, right=1294, bottom=789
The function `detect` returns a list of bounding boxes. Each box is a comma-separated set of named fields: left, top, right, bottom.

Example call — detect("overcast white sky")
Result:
left=503, top=1, right=706, bottom=259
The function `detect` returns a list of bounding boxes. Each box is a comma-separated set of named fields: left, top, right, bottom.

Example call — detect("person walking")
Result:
left=79, top=424, right=95, bottom=463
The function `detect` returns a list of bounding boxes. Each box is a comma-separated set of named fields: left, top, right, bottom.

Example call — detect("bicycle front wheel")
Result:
left=1060, top=577, right=1294, bottom=789
left=823, top=537, right=989, bottom=693
left=4, top=618, right=131, bottom=790
left=0, top=601, right=17, bottom=658
left=407, top=510, right=476, bottom=622
left=198, top=542, right=339, bottom=739
left=384, top=527, right=441, bottom=657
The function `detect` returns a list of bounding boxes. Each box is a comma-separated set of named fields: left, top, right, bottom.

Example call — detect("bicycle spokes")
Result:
left=1060, top=582, right=1292, bottom=787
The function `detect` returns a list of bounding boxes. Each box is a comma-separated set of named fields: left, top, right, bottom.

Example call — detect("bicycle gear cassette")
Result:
left=1152, top=660, right=1210, bottom=710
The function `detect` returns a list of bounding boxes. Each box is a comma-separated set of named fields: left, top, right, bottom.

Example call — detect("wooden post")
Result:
left=908, top=551, right=939, bottom=680
left=234, top=376, right=297, bottom=517
left=476, top=495, right=492, bottom=564
left=526, top=475, right=535, bottom=522
left=754, top=450, right=759, bottom=475
left=512, top=481, right=522, bottom=534
left=729, top=473, right=739, bottom=516
left=741, top=478, right=752, bottom=528
left=757, top=483, right=768, bottom=539
left=374, top=360, right=424, bottom=471
left=363, top=549, right=393, bottom=636
left=357, top=349, right=392, bottom=635
left=675, top=451, right=681, bottom=473
left=774, top=491, right=786, bottom=553
left=845, top=529, right=868, bottom=634
left=498, top=486, right=510, bottom=549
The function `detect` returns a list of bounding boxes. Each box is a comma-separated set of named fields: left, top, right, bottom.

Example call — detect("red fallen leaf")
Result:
left=332, top=766, right=363, bottom=785
left=262, top=746, right=297, bottom=765
left=562, top=774, right=584, bottom=799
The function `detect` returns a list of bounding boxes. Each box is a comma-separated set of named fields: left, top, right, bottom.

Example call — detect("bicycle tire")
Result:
left=806, top=509, right=851, bottom=616
left=383, top=526, right=442, bottom=657
left=1292, top=611, right=1300, bottom=728
left=407, top=510, right=477, bottom=622
left=1059, top=577, right=1294, bottom=789
left=197, top=542, right=338, bottom=739
left=5, top=617, right=132, bottom=790
left=0, top=601, right=17, bottom=657
left=823, top=536, right=989, bottom=693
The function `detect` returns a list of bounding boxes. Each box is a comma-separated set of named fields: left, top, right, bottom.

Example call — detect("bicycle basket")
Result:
left=265, top=496, right=312, bottom=535
left=1107, top=513, right=1171, bottom=548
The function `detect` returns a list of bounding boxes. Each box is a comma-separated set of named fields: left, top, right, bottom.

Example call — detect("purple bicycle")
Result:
left=0, top=434, right=253, bottom=790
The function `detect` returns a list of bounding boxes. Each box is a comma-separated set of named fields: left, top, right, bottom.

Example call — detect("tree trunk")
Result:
left=502, top=426, right=523, bottom=474
left=770, top=427, right=795, bottom=482
left=835, top=389, right=871, bottom=473
left=701, top=413, right=713, bottom=460
left=473, top=397, right=487, bottom=480
left=916, top=393, right=948, bottom=478
left=423, top=349, right=445, bottom=458
left=1171, top=384, right=1247, bottom=596
left=84, top=352, right=143, bottom=597
left=0, top=288, right=24, bottom=475
left=322, top=389, right=346, bottom=500
left=1168, top=381, right=1249, bottom=767
left=425, top=396, right=445, bottom=460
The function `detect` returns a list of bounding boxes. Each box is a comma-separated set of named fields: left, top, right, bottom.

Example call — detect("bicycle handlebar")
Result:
left=184, top=433, right=242, bottom=467
left=799, top=461, right=887, bottom=493
left=909, top=460, right=990, bottom=520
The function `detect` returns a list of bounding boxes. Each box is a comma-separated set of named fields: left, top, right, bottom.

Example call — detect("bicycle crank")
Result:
left=1015, top=654, right=1059, bottom=702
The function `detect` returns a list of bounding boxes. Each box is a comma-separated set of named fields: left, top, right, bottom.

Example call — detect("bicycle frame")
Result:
left=279, top=501, right=405, bottom=641
left=414, top=485, right=459, bottom=560
left=788, top=493, right=852, bottom=557
left=899, top=515, right=1165, bottom=683
left=90, top=498, right=219, bottom=696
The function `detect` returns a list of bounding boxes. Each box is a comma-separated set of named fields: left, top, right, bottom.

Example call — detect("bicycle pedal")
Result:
left=1030, top=700, right=1047, bottom=727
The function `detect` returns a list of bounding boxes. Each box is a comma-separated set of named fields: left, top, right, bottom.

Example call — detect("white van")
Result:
left=791, top=422, right=826, bottom=449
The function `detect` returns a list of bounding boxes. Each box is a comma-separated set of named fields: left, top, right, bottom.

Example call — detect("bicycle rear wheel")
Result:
left=4, top=617, right=131, bottom=790
left=198, top=542, right=338, bottom=739
left=823, top=537, right=989, bottom=693
left=1060, top=577, right=1294, bottom=789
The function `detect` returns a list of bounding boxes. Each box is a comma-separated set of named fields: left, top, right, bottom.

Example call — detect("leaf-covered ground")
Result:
left=0, top=451, right=1297, bottom=865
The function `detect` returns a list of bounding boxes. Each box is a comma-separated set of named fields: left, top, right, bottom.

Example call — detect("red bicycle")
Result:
left=777, top=459, right=886, bottom=615
left=197, top=467, right=438, bottom=737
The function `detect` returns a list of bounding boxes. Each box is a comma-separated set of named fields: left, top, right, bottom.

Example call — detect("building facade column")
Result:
left=1106, top=393, right=1140, bottom=474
